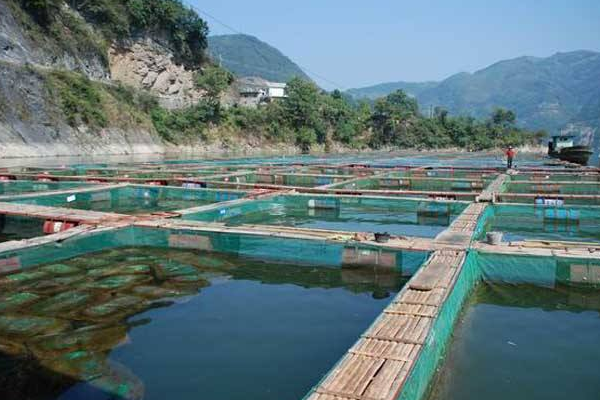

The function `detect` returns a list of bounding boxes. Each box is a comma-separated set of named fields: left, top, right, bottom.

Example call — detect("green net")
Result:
left=506, top=181, right=600, bottom=195
left=474, top=251, right=600, bottom=287
left=0, top=215, right=46, bottom=243
left=0, top=180, right=92, bottom=195
left=183, top=194, right=468, bottom=238
left=510, top=173, right=600, bottom=182
left=474, top=203, right=600, bottom=244
left=396, top=251, right=481, bottom=400
left=5, top=186, right=247, bottom=214
left=325, top=176, right=490, bottom=194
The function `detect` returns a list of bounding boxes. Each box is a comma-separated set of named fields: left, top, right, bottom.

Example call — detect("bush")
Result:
left=195, top=65, right=234, bottom=99
left=47, top=70, right=107, bottom=128
left=150, top=100, right=222, bottom=143
left=296, top=127, right=317, bottom=153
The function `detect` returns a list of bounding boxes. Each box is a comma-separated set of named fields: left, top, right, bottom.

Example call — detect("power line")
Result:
left=190, top=4, right=347, bottom=90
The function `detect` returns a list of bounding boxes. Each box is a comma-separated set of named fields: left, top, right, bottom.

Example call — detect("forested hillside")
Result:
left=208, top=34, right=311, bottom=83
left=348, top=51, right=600, bottom=138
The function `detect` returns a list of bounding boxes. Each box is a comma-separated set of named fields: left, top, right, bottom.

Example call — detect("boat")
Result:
left=547, top=135, right=593, bottom=166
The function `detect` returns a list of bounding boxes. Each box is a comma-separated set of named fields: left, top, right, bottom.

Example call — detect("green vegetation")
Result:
left=208, top=34, right=312, bottom=82
left=39, top=63, right=540, bottom=151
left=16, top=0, right=209, bottom=66
left=347, top=81, right=438, bottom=102
left=46, top=70, right=107, bottom=128
left=44, top=69, right=156, bottom=131
left=150, top=78, right=539, bottom=152
left=150, top=101, right=222, bottom=143
left=195, top=65, right=234, bottom=100
left=368, top=91, right=544, bottom=150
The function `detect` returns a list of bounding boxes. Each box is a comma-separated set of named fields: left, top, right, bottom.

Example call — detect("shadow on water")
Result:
left=0, top=247, right=406, bottom=399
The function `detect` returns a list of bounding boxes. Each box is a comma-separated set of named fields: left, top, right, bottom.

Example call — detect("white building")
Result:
left=234, top=77, right=287, bottom=107
left=266, top=82, right=287, bottom=98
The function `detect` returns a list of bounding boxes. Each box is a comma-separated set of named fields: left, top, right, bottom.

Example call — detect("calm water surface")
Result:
left=0, top=247, right=408, bottom=400
left=427, top=282, right=600, bottom=400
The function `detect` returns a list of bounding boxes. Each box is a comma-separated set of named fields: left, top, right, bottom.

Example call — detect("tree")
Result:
left=283, top=77, right=321, bottom=130
left=434, top=106, right=449, bottom=125
left=296, top=127, right=317, bottom=153
left=195, top=65, right=234, bottom=100
left=491, top=108, right=516, bottom=126
left=383, top=90, right=419, bottom=116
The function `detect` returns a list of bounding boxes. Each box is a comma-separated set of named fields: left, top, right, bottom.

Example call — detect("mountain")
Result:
left=347, top=51, right=600, bottom=137
left=346, top=81, right=438, bottom=101
left=208, top=34, right=311, bottom=83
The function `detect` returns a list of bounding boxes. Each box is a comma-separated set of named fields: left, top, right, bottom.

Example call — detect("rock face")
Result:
left=109, top=38, right=205, bottom=109
left=0, top=62, right=164, bottom=157
left=0, top=1, right=108, bottom=80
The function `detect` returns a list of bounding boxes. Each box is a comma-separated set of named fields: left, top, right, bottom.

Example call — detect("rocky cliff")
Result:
left=109, top=38, right=206, bottom=110
left=0, top=0, right=269, bottom=158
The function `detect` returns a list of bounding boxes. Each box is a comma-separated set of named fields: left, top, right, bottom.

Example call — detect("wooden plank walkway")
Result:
left=0, top=201, right=130, bottom=224
left=0, top=183, right=126, bottom=201
left=136, top=219, right=441, bottom=252
left=306, top=250, right=466, bottom=400
left=477, top=173, right=508, bottom=202
left=434, top=202, right=487, bottom=246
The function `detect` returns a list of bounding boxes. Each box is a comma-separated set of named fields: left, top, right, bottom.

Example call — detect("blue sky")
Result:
left=186, top=0, right=600, bottom=89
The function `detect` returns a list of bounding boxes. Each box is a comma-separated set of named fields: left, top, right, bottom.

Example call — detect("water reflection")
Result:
left=0, top=247, right=405, bottom=399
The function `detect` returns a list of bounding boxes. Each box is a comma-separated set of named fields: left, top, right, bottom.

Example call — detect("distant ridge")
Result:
left=208, top=34, right=311, bottom=83
left=347, top=50, right=600, bottom=136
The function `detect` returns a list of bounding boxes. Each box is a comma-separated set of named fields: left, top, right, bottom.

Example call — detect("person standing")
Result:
left=505, top=146, right=516, bottom=169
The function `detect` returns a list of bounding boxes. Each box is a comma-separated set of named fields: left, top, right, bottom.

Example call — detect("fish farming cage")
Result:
left=354, top=250, right=600, bottom=400
left=0, top=180, right=94, bottom=196
left=0, top=158, right=599, bottom=400
left=197, top=171, right=354, bottom=188
left=182, top=194, right=469, bottom=238
left=0, top=224, right=431, bottom=398
left=327, top=175, right=490, bottom=192
left=495, top=175, right=600, bottom=205
left=386, top=169, right=498, bottom=180
left=473, top=203, right=600, bottom=244
left=2, top=185, right=249, bottom=215
left=3, top=168, right=243, bottom=185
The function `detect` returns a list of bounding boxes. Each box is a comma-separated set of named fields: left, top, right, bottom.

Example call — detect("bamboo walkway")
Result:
left=307, top=251, right=466, bottom=400
left=0, top=201, right=129, bottom=224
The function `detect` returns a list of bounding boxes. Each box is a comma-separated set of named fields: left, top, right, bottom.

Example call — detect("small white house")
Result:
left=234, top=77, right=287, bottom=107
left=266, top=82, right=287, bottom=98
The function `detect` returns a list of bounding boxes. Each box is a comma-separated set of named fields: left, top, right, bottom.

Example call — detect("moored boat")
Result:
left=548, top=135, right=593, bottom=166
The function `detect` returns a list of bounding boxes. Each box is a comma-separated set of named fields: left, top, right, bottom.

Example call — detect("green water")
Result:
left=9, top=187, right=244, bottom=215
left=0, top=216, right=44, bottom=243
left=64, top=198, right=215, bottom=214
left=222, top=205, right=452, bottom=237
left=506, top=182, right=600, bottom=195
left=187, top=197, right=465, bottom=238
left=0, top=181, right=91, bottom=196
left=478, top=205, right=600, bottom=243
left=427, top=282, right=600, bottom=400
left=0, top=247, right=407, bottom=400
